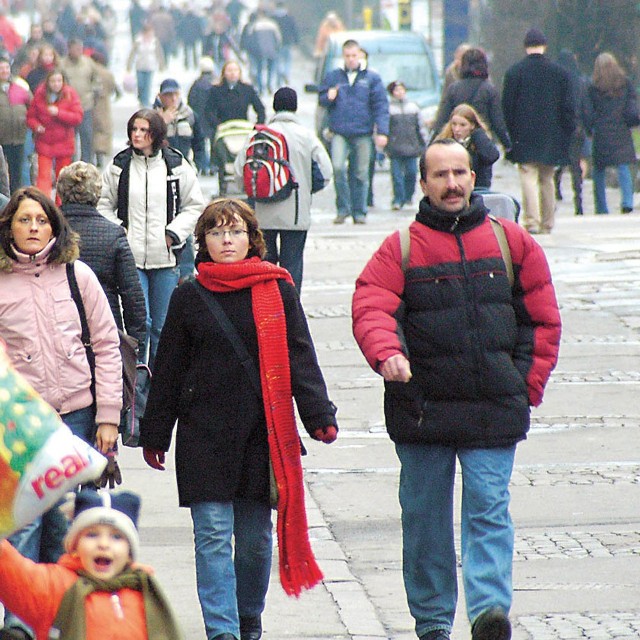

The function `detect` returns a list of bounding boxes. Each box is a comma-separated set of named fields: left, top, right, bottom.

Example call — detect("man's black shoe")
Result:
left=211, top=634, right=237, bottom=640
left=240, top=615, right=262, bottom=640
left=471, top=607, right=512, bottom=640
left=419, top=629, right=450, bottom=640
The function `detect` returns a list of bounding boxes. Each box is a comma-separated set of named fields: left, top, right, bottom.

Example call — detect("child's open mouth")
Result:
left=94, top=556, right=113, bottom=569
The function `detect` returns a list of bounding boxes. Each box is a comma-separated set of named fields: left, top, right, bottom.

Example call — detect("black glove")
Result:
left=98, top=449, right=123, bottom=489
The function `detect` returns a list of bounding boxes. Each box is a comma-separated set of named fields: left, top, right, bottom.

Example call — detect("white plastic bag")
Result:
left=0, top=341, right=106, bottom=538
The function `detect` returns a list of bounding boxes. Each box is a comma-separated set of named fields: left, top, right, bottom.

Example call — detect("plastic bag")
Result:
left=122, top=72, right=137, bottom=94
left=0, top=341, right=106, bottom=538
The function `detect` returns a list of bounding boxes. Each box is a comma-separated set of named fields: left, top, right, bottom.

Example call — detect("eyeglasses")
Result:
left=14, top=216, right=51, bottom=227
left=206, top=228, right=248, bottom=239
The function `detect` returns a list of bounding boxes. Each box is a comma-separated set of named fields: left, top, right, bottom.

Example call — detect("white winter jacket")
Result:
left=234, top=111, right=332, bottom=230
left=98, top=148, right=204, bottom=270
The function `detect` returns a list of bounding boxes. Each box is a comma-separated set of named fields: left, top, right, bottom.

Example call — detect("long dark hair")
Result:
left=126, top=109, right=168, bottom=154
left=0, top=187, right=76, bottom=262
left=593, top=52, right=627, bottom=97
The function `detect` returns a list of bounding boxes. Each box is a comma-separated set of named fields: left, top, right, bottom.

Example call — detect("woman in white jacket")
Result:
left=98, top=108, right=204, bottom=369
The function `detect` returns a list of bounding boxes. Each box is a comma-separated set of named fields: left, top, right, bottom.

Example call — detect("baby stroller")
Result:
left=475, top=188, right=521, bottom=222
left=211, top=119, right=255, bottom=196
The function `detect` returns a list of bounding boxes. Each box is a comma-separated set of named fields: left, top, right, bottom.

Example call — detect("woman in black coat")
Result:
left=587, top=52, right=640, bottom=214
left=56, top=161, right=147, bottom=359
left=204, top=59, right=265, bottom=137
left=432, top=47, right=511, bottom=150
left=139, top=198, right=338, bottom=640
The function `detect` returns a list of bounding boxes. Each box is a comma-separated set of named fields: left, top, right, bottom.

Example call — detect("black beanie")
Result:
left=524, top=27, right=547, bottom=47
left=273, top=87, right=297, bottom=112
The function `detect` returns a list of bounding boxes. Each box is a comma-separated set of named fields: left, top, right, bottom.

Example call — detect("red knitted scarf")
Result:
left=196, top=258, right=323, bottom=596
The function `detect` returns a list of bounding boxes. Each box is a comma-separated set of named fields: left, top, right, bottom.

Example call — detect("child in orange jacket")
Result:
left=0, top=490, right=183, bottom=640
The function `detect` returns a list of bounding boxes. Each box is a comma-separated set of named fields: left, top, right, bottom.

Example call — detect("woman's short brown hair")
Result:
left=194, top=198, right=265, bottom=264
left=56, top=161, right=102, bottom=206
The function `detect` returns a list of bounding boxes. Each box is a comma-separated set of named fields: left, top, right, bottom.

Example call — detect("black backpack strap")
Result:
left=66, top=263, right=96, bottom=400
left=194, top=282, right=262, bottom=397
left=113, top=148, right=133, bottom=229
left=162, top=147, right=183, bottom=224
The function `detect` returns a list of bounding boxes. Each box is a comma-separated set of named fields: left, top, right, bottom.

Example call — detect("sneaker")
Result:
left=621, top=206, right=633, bottom=214
left=392, top=203, right=401, bottom=211
left=471, top=607, right=512, bottom=640
left=419, top=630, right=450, bottom=640
left=353, top=216, right=367, bottom=224
left=333, top=215, right=347, bottom=224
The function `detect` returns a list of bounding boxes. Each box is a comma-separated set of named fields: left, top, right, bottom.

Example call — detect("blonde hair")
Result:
left=218, top=60, right=242, bottom=85
left=593, top=52, right=627, bottom=97
left=435, top=103, right=490, bottom=140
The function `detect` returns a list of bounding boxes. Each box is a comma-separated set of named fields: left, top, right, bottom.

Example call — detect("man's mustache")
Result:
left=442, top=188, right=464, bottom=199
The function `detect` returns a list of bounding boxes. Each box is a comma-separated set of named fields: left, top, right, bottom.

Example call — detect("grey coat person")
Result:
left=234, top=111, right=332, bottom=230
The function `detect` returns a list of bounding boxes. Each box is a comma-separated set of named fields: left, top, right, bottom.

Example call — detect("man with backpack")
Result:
left=352, top=139, right=561, bottom=640
left=234, top=87, right=332, bottom=291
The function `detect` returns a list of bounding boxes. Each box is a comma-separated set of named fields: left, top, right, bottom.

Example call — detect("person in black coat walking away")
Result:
left=139, top=198, right=338, bottom=640
left=188, top=56, right=217, bottom=175
left=435, top=103, right=500, bottom=190
left=586, top=52, right=640, bottom=214
left=56, top=161, right=147, bottom=361
left=553, top=49, right=591, bottom=216
left=502, top=28, right=576, bottom=234
left=433, top=47, right=511, bottom=152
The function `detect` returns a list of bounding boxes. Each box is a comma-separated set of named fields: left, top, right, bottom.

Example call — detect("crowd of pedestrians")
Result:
left=0, top=3, right=637, bottom=640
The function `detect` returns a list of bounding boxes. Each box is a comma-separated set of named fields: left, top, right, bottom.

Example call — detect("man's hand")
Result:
left=312, top=425, right=338, bottom=443
left=379, top=354, right=412, bottom=383
left=375, top=134, right=388, bottom=149
left=95, top=423, right=119, bottom=453
left=327, top=86, right=339, bottom=101
left=143, top=447, right=166, bottom=470
left=161, top=106, right=178, bottom=124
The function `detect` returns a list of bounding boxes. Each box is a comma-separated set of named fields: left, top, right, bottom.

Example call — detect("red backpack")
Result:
left=242, top=125, right=299, bottom=214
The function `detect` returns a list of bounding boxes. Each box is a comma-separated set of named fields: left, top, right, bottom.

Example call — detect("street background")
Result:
left=4, top=4, right=640, bottom=638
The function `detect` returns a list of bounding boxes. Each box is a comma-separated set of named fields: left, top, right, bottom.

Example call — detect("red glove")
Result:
left=313, top=425, right=337, bottom=444
left=143, top=448, right=166, bottom=470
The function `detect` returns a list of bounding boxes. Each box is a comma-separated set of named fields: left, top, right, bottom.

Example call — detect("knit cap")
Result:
left=524, top=27, right=547, bottom=47
left=64, top=489, right=141, bottom=559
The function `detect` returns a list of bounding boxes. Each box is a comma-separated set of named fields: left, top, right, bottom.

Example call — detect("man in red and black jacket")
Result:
left=352, top=139, right=561, bottom=640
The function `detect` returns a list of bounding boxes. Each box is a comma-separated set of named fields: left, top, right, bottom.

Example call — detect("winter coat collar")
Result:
left=0, top=235, right=79, bottom=272
left=269, top=111, right=299, bottom=125
left=416, top=193, right=488, bottom=233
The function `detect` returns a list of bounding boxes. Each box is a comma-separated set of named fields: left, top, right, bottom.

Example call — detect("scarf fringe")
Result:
left=279, top=555, right=324, bottom=597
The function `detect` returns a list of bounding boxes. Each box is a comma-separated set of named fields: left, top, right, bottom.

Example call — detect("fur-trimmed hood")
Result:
left=0, top=233, right=80, bottom=273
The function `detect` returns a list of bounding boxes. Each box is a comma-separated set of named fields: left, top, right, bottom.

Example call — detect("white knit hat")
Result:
left=64, top=490, right=141, bottom=560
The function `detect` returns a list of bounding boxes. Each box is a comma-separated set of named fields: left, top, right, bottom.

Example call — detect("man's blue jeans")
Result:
left=263, top=228, right=308, bottom=291
left=395, top=442, right=516, bottom=637
left=331, top=134, right=372, bottom=220
left=190, top=499, right=273, bottom=640
left=138, top=266, right=180, bottom=370
left=592, top=163, right=634, bottom=213
left=390, top=156, right=418, bottom=206
left=5, top=406, right=95, bottom=634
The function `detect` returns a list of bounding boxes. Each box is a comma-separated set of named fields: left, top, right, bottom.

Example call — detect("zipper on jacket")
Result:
left=454, top=231, right=482, bottom=391
left=111, top=593, right=124, bottom=619
left=144, top=157, right=149, bottom=269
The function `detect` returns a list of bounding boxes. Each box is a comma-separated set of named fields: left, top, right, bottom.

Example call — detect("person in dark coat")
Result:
left=435, top=103, right=499, bottom=190
left=502, top=28, right=576, bottom=234
left=432, top=47, right=511, bottom=151
left=553, top=49, right=591, bottom=216
left=352, top=139, right=561, bottom=640
left=188, top=56, right=216, bottom=174
left=204, top=60, right=265, bottom=137
left=139, top=198, right=338, bottom=640
left=57, top=161, right=147, bottom=361
left=586, top=52, right=639, bottom=214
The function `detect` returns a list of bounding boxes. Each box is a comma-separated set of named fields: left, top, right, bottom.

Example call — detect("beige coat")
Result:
left=92, top=63, right=116, bottom=156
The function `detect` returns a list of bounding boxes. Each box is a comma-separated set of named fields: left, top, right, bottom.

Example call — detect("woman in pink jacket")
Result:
left=26, top=68, right=83, bottom=197
left=0, top=186, right=122, bottom=640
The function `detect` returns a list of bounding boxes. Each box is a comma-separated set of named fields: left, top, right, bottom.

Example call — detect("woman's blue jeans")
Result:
left=136, top=69, right=153, bottom=107
left=138, top=266, right=180, bottom=370
left=4, top=406, right=95, bottom=634
left=390, top=156, right=418, bottom=206
left=395, top=443, right=516, bottom=637
left=190, top=499, right=273, bottom=640
left=592, top=163, right=634, bottom=213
